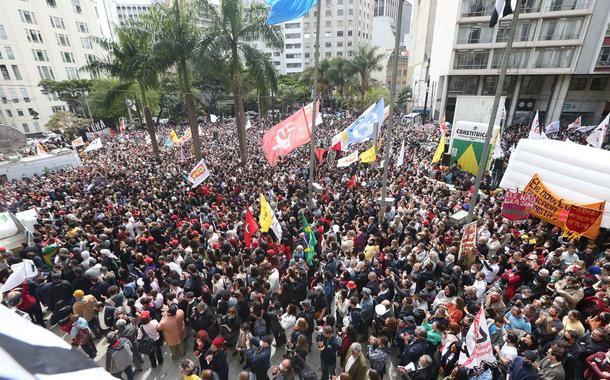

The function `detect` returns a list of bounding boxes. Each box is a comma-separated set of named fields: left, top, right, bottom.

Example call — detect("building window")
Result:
left=81, top=37, right=92, bottom=49
left=20, top=88, right=29, bottom=102
left=85, top=53, right=96, bottom=64
left=521, top=0, right=542, bottom=12
left=347, top=31, right=352, bottom=36
left=337, top=9, right=344, bottom=16
left=284, top=22, right=300, bottom=29
left=16, top=109, right=24, bottom=116
left=76, top=21, right=89, bottom=33
left=597, top=47, right=610, bottom=67
left=66, top=67, right=79, bottom=79
left=496, top=20, right=536, bottom=42
left=521, top=76, right=544, bottom=95
left=461, top=0, right=493, bottom=17
left=37, top=66, right=55, bottom=80
left=6, top=110, right=12, bottom=117
left=0, top=88, right=5, bottom=103
left=534, top=47, right=575, bottom=68
left=285, top=33, right=301, bottom=39
left=448, top=76, right=479, bottom=94
left=9, top=88, right=18, bottom=102
left=547, top=0, right=589, bottom=12
left=325, top=42, right=332, bottom=48
left=47, top=0, right=57, bottom=7
left=325, top=52, right=331, bottom=57
left=0, top=25, right=7, bottom=40
left=539, top=18, right=583, bottom=41
left=590, top=77, right=608, bottom=91
left=285, top=43, right=301, bottom=49
left=56, top=33, right=70, bottom=47
left=337, top=41, right=343, bottom=47
left=33, top=121, right=40, bottom=131
left=11, top=65, right=22, bottom=80
left=25, top=29, right=44, bottom=43
left=491, top=48, right=530, bottom=69
left=337, top=31, right=344, bottom=37
left=458, top=23, right=493, bottom=44
left=569, top=76, right=588, bottom=91
left=52, top=105, right=65, bottom=112
left=286, top=53, right=302, bottom=59
left=72, top=0, right=82, bottom=13
left=22, top=123, right=30, bottom=133
left=5, top=47, right=15, bottom=59
left=19, top=10, right=37, bottom=25
left=454, top=49, right=489, bottom=69
left=50, top=16, right=65, bottom=29
left=32, top=49, right=49, bottom=61
left=286, top=63, right=302, bottom=68
left=348, top=9, right=354, bottom=16
left=0, top=65, right=10, bottom=80
left=61, top=51, right=75, bottom=63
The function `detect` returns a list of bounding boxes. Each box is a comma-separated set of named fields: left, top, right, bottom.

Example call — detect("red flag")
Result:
left=315, top=148, right=326, bottom=167
left=262, top=100, right=320, bottom=166
left=244, top=209, right=258, bottom=248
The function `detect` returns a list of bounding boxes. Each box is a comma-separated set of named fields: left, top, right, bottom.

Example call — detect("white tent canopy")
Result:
left=500, top=139, right=610, bottom=228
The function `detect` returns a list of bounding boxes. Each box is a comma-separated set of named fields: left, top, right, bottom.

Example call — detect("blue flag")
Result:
left=344, top=97, right=385, bottom=147
left=266, top=0, right=318, bottom=25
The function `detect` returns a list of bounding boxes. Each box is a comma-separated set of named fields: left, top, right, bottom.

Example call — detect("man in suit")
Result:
left=398, top=354, right=434, bottom=380
left=343, top=342, right=368, bottom=380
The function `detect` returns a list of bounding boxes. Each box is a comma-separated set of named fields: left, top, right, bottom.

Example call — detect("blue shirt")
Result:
left=504, top=311, right=531, bottom=333
left=508, top=356, right=538, bottom=380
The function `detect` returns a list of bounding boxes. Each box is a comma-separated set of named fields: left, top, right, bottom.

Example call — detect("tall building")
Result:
left=409, top=0, right=610, bottom=126
left=0, top=0, right=106, bottom=134
left=98, top=0, right=157, bottom=40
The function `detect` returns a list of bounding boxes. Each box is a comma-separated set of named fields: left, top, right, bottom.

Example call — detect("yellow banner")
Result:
left=523, top=174, right=604, bottom=239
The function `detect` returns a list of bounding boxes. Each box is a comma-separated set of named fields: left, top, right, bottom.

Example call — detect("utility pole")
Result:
left=378, top=0, right=404, bottom=223
left=422, top=55, right=431, bottom=122
left=307, top=2, right=322, bottom=209
left=467, top=2, right=522, bottom=222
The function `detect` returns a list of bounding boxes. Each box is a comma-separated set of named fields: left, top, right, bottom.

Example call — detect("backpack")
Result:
left=253, top=318, right=267, bottom=336
left=137, top=326, right=155, bottom=355
left=301, top=365, right=319, bottom=380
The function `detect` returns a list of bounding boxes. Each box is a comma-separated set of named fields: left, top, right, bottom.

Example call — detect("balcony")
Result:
left=547, top=0, right=589, bottom=12
left=454, top=49, right=490, bottom=70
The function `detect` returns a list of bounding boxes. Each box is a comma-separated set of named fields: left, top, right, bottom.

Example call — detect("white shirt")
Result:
left=345, top=354, right=357, bottom=372
left=499, top=344, right=518, bottom=362
left=482, top=261, right=500, bottom=283
left=279, top=313, right=296, bottom=341
left=269, top=268, right=280, bottom=293
left=137, top=320, right=160, bottom=341
left=473, top=279, right=487, bottom=301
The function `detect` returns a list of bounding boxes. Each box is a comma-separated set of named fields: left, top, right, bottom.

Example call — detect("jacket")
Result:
left=400, top=339, right=429, bottom=366
left=158, top=309, right=186, bottom=346
left=368, top=345, right=390, bottom=373
left=245, top=344, right=271, bottom=373
left=317, top=334, right=340, bottom=364
left=73, top=295, right=97, bottom=321
left=346, top=352, right=368, bottom=380
left=105, top=337, right=133, bottom=374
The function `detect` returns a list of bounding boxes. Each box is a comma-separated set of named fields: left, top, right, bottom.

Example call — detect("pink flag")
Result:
left=262, top=100, right=320, bottom=166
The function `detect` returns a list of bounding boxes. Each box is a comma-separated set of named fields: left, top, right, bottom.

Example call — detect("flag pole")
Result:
left=307, top=1, right=322, bottom=209
left=467, top=1, right=521, bottom=222
left=378, top=0, right=404, bottom=223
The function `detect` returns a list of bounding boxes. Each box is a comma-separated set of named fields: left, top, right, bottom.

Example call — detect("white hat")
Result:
left=375, top=303, right=388, bottom=316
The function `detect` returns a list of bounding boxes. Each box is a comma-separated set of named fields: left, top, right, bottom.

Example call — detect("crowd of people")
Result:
left=0, top=108, right=609, bottom=380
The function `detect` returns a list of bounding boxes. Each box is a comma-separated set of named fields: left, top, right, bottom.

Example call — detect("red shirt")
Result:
left=17, top=282, right=37, bottom=312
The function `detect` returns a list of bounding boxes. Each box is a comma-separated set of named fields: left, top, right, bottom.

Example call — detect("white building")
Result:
left=97, top=0, right=157, bottom=40
left=0, top=0, right=106, bottom=134
left=409, top=0, right=610, bottom=126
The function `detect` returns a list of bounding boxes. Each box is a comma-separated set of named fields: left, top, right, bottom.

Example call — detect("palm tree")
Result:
left=328, top=57, right=355, bottom=105
left=157, top=0, right=203, bottom=161
left=350, top=45, right=384, bottom=110
left=200, top=0, right=283, bottom=164
left=83, top=8, right=167, bottom=160
left=300, top=58, right=332, bottom=104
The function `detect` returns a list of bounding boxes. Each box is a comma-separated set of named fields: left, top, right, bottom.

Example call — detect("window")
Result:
left=33, top=121, right=40, bottom=131
left=598, top=47, right=610, bottom=67
left=6, top=110, right=12, bottom=117
left=337, top=41, right=343, bottom=47
left=61, top=51, right=75, bottom=63
left=285, top=43, right=301, bottom=49
left=284, top=22, right=300, bottom=29
left=325, top=21, right=332, bottom=27
left=0, top=65, right=10, bottom=80
left=16, top=109, right=24, bottom=116
left=569, top=76, right=588, bottom=91
left=337, top=9, right=344, bottom=16
left=496, top=20, right=536, bottom=42
left=347, top=31, right=352, bottom=36
left=37, top=66, right=55, bottom=80
left=11, top=65, right=22, bottom=80
left=5, top=47, right=15, bottom=59
left=76, top=21, right=88, bottom=33
left=52, top=105, right=65, bottom=112
left=348, top=9, right=354, bottom=15
left=0, top=88, right=5, bottom=103
left=534, top=47, right=575, bottom=68
left=285, top=53, right=301, bottom=59
left=8, top=88, right=18, bottom=103
left=19, top=10, right=37, bottom=25
left=337, top=31, right=344, bottom=37
left=32, top=49, right=49, bottom=61
left=56, top=33, right=70, bottom=46
left=20, top=88, right=29, bottom=102
left=85, top=53, right=96, bottom=63
left=0, top=25, right=6, bottom=40
left=47, top=0, right=57, bottom=7
left=590, top=77, right=608, bottom=91
left=325, top=10, right=331, bottom=16
left=547, top=0, right=589, bottom=11
left=521, top=0, right=542, bottom=12
left=25, top=29, right=44, bottom=43
left=454, top=49, right=489, bottom=69
left=50, top=16, right=65, bottom=29
left=490, top=48, right=530, bottom=69
left=66, top=67, right=79, bottom=79
left=457, top=23, right=493, bottom=44
left=286, top=63, right=301, bottom=68
left=521, top=76, right=545, bottom=95
left=461, top=0, right=493, bottom=17
left=72, top=0, right=82, bottom=13
left=325, top=42, right=332, bottom=48
left=81, top=37, right=92, bottom=49
left=285, top=33, right=300, bottom=39
left=539, top=18, right=583, bottom=40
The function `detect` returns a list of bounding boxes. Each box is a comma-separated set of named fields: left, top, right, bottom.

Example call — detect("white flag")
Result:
left=187, top=158, right=211, bottom=188
left=528, top=111, right=541, bottom=139
left=210, top=114, right=218, bottom=123
left=458, top=307, right=496, bottom=369
left=315, top=112, right=323, bottom=126
left=587, top=113, right=610, bottom=149
left=337, top=151, right=359, bottom=167
left=83, top=138, right=102, bottom=152
left=270, top=212, right=282, bottom=241
left=545, top=121, right=560, bottom=134
left=492, top=136, right=504, bottom=159
left=568, top=116, right=581, bottom=129
left=0, top=260, right=38, bottom=293
left=396, top=140, right=405, bottom=168
left=541, top=131, right=548, bottom=140
left=71, top=137, right=85, bottom=147
left=246, top=119, right=252, bottom=130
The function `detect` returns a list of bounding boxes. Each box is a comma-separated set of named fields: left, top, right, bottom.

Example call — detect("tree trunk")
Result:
left=234, top=82, right=247, bottom=164
left=141, top=87, right=160, bottom=161
left=181, top=59, right=201, bottom=161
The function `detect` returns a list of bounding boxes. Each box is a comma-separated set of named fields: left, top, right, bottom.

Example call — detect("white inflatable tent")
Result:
left=499, top=139, right=610, bottom=228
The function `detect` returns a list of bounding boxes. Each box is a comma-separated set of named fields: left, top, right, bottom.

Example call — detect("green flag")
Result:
left=300, top=214, right=317, bottom=265
left=42, top=244, right=58, bottom=268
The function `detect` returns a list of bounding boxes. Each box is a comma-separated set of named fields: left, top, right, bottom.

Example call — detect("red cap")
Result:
left=170, top=239, right=179, bottom=246
left=211, top=337, right=225, bottom=347
left=192, top=231, right=199, bottom=236
left=203, top=223, right=211, bottom=230
left=197, top=330, right=208, bottom=340
left=144, top=256, right=153, bottom=264
left=346, top=281, right=357, bottom=290
left=140, top=310, right=150, bottom=319
left=220, top=223, right=227, bottom=229
left=171, top=215, right=178, bottom=220
left=267, top=249, right=275, bottom=255
left=213, top=242, right=220, bottom=250
left=139, top=237, right=147, bottom=243
left=147, top=236, right=155, bottom=242
left=0, top=247, right=6, bottom=253
left=217, top=212, right=223, bottom=217
left=252, top=240, right=259, bottom=248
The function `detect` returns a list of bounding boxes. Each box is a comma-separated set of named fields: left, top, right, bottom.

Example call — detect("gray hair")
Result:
left=350, top=342, right=362, bottom=353
left=420, top=355, right=432, bottom=367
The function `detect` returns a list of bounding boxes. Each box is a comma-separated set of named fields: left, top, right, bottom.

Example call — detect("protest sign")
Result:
left=501, top=190, right=537, bottom=221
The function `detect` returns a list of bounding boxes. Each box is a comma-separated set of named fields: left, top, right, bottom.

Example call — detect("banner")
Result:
left=71, top=137, right=84, bottom=148
left=458, top=307, right=496, bottom=369
left=83, top=138, right=102, bottom=152
left=567, top=116, right=581, bottom=130
left=563, top=205, right=604, bottom=240
left=458, top=221, right=477, bottom=261
left=501, top=190, right=537, bottom=221
left=337, top=151, right=359, bottom=167
left=545, top=120, right=560, bottom=134
left=331, top=97, right=384, bottom=151
left=449, top=122, right=500, bottom=175
left=187, top=159, right=211, bottom=188
left=396, top=140, right=405, bottom=168
left=523, top=174, right=604, bottom=239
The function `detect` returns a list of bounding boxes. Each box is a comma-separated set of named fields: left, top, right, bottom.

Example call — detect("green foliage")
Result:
left=277, top=74, right=309, bottom=112
left=364, top=86, right=390, bottom=109
left=87, top=78, right=158, bottom=120
left=158, top=75, right=187, bottom=121
left=38, top=79, right=93, bottom=100
left=350, top=45, right=385, bottom=109
left=396, top=86, right=413, bottom=112
left=44, top=111, right=91, bottom=138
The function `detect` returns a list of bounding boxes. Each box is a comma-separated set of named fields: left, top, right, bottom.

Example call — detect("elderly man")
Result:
left=398, top=354, right=434, bottom=380
left=343, top=342, right=368, bottom=380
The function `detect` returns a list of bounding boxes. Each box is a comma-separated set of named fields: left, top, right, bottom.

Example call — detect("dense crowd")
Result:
left=0, top=109, right=609, bottom=380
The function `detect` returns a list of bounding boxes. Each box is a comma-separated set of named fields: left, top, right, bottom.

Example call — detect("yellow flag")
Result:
left=431, top=134, right=445, bottom=164
left=359, top=145, right=377, bottom=163
left=259, top=194, right=272, bottom=233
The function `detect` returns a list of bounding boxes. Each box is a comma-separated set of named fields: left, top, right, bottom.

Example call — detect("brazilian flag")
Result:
left=42, top=244, right=58, bottom=268
left=300, top=214, right=317, bottom=265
